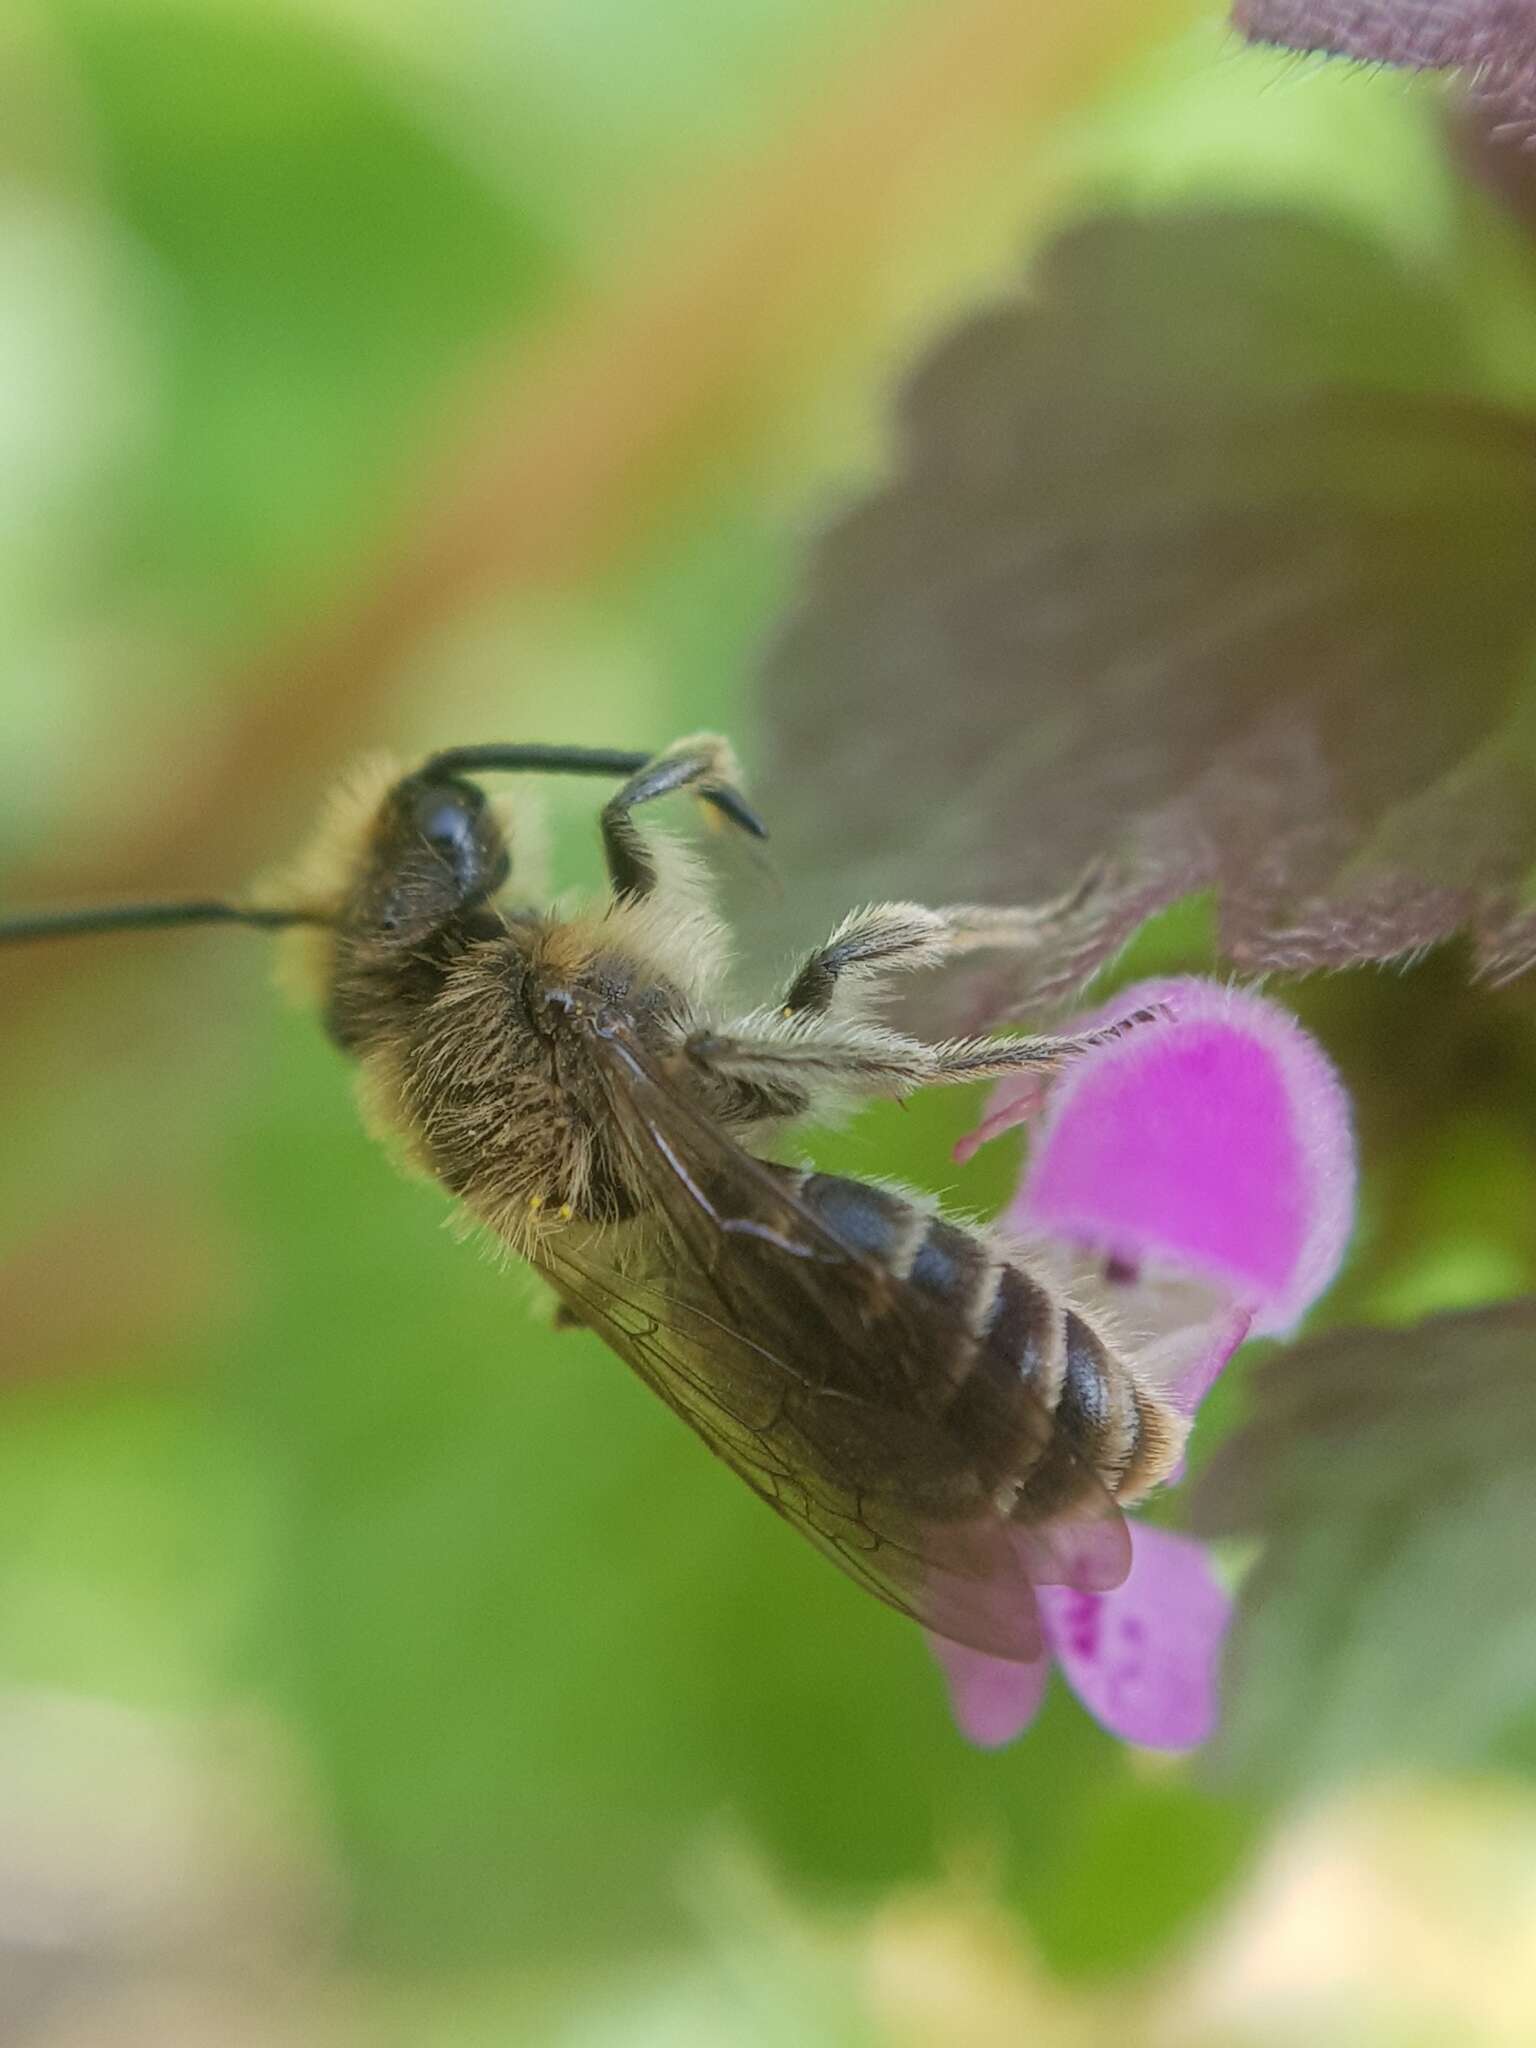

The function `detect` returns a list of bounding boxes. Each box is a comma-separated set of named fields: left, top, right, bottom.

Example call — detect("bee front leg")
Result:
left=600, top=734, right=765, bottom=899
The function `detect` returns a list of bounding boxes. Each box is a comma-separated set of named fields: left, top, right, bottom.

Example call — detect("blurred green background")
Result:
left=4, top=3, right=1536, bottom=2042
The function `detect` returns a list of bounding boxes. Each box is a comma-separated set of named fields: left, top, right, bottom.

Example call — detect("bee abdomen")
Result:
left=1000, top=1308, right=1127, bottom=1518
left=794, top=1171, right=1173, bottom=1512
left=797, top=1174, right=994, bottom=1341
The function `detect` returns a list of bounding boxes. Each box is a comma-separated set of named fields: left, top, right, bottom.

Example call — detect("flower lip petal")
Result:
left=1040, top=1521, right=1230, bottom=1752
left=1009, top=977, right=1354, bottom=1336
left=930, top=1630, right=1053, bottom=1749
left=952, top=1071, right=1050, bottom=1164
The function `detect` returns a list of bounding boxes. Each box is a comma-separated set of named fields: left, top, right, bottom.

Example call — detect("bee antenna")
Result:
left=0, top=900, right=327, bottom=945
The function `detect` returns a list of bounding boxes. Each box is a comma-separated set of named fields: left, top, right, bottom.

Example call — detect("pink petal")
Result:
left=1157, top=1302, right=1256, bottom=1419
left=929, top=1631, right=1053, bottom=1749
left=1010, top=978, right=1355, bottom=1336
left=952, top=1071, right=1049, bottom=1164
left=1156, top=1299, right=1255, bottom=1482
left=1040, top=1522, right=1230, bottom=1752
left=1021, top=1252, right=1249, bottom=1439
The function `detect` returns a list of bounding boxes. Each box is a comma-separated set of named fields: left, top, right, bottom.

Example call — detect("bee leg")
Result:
left=912, top=1007, right=1166, bottom=1085
left=686, top=1002, right=1164, bottom=1098
left=779, top=881, right=1106, bottom=1019
left=778, top=905, right=953, bottom=1016
left=601, top=734, right=766, bottom=899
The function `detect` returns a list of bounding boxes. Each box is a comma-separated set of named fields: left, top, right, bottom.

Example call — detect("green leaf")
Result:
left=1030, top=1774, right=1262, bottom=1979
left=1195, top=1301, right=1536, bottom=1791
left=52, top=0, right=557, bottom=615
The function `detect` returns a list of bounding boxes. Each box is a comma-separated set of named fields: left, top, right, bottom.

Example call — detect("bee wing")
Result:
left=533, top=1019, right=1129, bottom=1662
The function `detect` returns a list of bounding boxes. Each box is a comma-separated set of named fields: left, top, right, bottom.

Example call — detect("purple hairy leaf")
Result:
left=748, top=210, right=1536, bottom=1036
left=1234, top=6, right=1536, bottom=255
left=1193, top=1300, right=1536, bottom=1784
left=1234, top=2, right=1536, bottom=125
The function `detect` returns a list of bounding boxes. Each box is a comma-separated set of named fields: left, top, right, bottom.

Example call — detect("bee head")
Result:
left=348, top=769, right=511, bottom=946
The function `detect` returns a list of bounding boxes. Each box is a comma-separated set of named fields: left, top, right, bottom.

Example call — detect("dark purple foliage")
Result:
left=1247, top=3, right=1536, bottom=240
left=1235, top=1, right=1536, bottom=126
left=750, top=211, right=1536, bottom=1033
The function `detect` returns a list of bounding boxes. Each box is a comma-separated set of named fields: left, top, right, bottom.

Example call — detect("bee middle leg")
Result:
left=778, top=881, right=1106, bottom=1019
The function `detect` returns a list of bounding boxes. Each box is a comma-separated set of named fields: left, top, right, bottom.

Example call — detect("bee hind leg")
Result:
left=914, top=1008, right=1165, bottom=1085
left=686, top=999, right=1164, bottom=1103
left=686, top=1005, right=1160, bottom=1107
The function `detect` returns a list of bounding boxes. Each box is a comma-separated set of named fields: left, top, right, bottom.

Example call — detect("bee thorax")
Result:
left=362, top=934, right=688, bottom=1233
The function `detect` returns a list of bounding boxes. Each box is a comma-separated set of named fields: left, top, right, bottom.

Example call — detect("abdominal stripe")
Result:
left=937, top=1260, right=1060, bottom=1486
left=797, top=1175, right=989, bottom=1330
left=786, top=1169, right=1140, bottom=1510
left=791, top=1173, right=1130, bottom=1494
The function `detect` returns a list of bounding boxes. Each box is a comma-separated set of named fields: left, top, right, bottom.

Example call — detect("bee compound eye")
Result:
left=413, top=780, right=483, bottom=855
left=391, top=773, right=509, bottom=918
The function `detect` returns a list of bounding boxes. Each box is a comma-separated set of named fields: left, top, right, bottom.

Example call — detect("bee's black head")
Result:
left=354, top=770, right=512, bottom=944
left=314, top=767, right=517, bottom=1056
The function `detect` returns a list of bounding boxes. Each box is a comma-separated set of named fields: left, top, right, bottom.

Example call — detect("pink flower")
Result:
left=933, top=977, right=1356, bottom=1752
left=939, top=1522, right=1232, bottom=1751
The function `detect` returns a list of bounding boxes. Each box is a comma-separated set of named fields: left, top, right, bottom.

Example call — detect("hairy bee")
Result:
left=1, top=735, right=1184, bottom=1659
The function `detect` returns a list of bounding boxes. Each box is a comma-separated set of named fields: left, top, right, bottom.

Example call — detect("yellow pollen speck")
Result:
left=527, top=1194, right=544, bottom=1213
left=780, top=1006, right=794, bottom=1020
left=557, top=1204, right=574, bottom=1221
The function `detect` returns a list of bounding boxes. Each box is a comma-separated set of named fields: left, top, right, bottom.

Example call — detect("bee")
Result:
left=1, top=735, right=1183, bottom=1660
